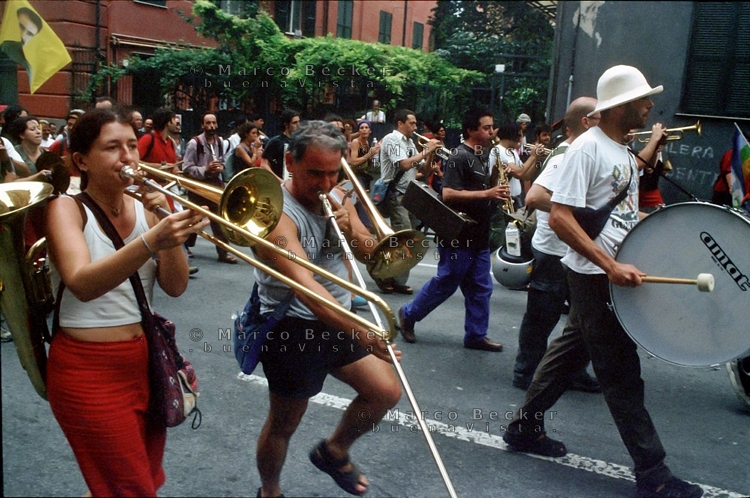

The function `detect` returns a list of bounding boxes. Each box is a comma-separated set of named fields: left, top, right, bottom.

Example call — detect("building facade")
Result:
left=263, top=0, right=435, bottom=51
left=547, top=1, right=750, bottom=203
left=0, top=0, right=216, bottom=120
left=0, top=0, right=435, bottom=123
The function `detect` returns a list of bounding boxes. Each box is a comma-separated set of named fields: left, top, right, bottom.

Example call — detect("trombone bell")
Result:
left=133, top=162, right=283, bottom=246
left=336, top=159, right=429, bottom=279
left=219, top=168, right=284, bottom=245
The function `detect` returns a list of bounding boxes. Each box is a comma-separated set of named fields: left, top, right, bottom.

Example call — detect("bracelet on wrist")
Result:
left=140, top=233, right=157, bottom=259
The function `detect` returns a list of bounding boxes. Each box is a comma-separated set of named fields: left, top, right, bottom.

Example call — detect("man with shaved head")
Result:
left=510, top=96, right=602, bottom=392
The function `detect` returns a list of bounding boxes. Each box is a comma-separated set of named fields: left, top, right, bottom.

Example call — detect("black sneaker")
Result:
left=635, top=477, right=703, bottom=498
left=569, top=373, right=602, bottom=393
left=503, top=430, right=567, bottom=457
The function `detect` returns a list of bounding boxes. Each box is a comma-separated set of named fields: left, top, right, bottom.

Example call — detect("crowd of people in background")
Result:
left=3, top=77, right=742, bottom=498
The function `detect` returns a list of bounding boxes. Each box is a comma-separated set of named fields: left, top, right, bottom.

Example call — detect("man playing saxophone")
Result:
left=489, top=123, right=546, bottom=211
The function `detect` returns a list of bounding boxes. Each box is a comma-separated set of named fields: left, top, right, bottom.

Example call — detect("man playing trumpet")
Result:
left=252, top=121, right=402, bottom=498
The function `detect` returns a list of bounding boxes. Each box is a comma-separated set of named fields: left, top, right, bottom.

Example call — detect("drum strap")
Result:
left=572, top=165, right=633, bottom=239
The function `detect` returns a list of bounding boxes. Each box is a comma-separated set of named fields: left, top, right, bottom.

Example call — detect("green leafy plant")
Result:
left=84, top=0, right=483, bottom=125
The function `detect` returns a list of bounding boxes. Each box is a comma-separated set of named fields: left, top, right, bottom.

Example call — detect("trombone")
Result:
left=319, top=191, right=458, bottom=498
left=120, top=163, right=399, bottom=342
left=125, top=163, right=457, bottom=495
left=630, top=120, right=701, bottom=142
left=413, top=132, right=452, bottom=160
left=336, top=158, right=429, bottom=280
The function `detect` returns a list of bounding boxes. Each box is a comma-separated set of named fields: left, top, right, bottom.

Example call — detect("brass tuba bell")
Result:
left=0, top=181, right=55, bottom=400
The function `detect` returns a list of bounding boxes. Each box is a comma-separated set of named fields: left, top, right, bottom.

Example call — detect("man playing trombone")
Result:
left=252, top=121, right=402, bottom=498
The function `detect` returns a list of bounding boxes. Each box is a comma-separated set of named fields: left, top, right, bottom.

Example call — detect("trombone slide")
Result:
left=121, top=166, right=398, bottom=342
left=319, top=193, right=458, bottom=498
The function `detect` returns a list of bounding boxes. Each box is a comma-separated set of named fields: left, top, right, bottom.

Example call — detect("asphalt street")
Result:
left=2, top=236, right=749, bottom=497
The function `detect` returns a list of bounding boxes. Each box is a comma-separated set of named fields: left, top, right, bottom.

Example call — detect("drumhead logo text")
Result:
left=700, top=232, right=749, bottom=291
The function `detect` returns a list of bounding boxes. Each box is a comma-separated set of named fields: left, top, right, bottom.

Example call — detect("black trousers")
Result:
left=508, top=271, right=672, bottom=487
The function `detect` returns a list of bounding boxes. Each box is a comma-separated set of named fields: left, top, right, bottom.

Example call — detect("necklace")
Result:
left=87, top=192, right=124, bottom=217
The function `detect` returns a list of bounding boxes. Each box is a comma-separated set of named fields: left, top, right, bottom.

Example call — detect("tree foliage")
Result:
left=85, top=0, right=483, bottom=126
left=429, top=0, right=554, bottom=124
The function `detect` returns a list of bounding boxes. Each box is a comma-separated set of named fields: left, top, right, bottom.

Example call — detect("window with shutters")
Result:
left=337, top=0, right=353, bottom=39
left=379, top=11, right=392, bottom=44
left=681, top=2, right=750, bottom=118
left=413, top=22, right=424, bottom=50
left=275, top=1, right=315, bottom=37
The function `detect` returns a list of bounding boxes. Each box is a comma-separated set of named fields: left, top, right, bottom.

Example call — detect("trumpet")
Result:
left=523, top=143, right=553, bottom=156
left=413, top=132, right=451, bottom=160
left=319, top=192, right=458, bottom=498
left=120, top=163, right=399, bottom=342
left=629, top=120, right=701, bottom=143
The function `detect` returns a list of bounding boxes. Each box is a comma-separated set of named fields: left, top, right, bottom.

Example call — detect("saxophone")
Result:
left=490, top=146, right=515, bottom=214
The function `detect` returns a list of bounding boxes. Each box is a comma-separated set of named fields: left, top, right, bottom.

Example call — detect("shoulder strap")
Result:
left=387, top=168, right=407, bottom=193
left=192, top=136, right=204, bottom=158
left=250, top=282, right=294, bottom=320
left=75, top=193, right=152, bottom=320
left=53, top=196, right=89, bottom=334
left=143, top=131, right=156, bottom=161
left=607, top=157, right=635, bottom=209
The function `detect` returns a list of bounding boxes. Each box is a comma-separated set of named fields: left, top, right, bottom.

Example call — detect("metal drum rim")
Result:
left=610, top=201, right=750, bottom=367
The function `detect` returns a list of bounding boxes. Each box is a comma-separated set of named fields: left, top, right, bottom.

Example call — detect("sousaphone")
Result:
left=0, top=182, right=55, bottom=400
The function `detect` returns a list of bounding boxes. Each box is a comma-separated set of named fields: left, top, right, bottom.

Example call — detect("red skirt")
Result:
left=47, top=332, right=166, bottom=497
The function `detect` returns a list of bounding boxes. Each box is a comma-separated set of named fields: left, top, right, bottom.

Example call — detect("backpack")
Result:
left=141, top=131, right=156, bottom=161
left=370, top=169, right=405, bottom=218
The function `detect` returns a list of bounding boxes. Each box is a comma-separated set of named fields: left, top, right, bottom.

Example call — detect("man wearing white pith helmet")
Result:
left=503, top=66, right=703, bottom=498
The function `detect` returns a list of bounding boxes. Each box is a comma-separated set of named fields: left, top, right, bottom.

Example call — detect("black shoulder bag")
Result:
left=572, top=167, right=634, bottom=240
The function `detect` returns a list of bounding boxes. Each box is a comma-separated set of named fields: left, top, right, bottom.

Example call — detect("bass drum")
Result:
left=610, top=202, right=750, bottom=367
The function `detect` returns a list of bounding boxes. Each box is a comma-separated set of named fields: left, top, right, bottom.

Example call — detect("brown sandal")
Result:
left=218, top=254, right=238, bottom=264
left=393, top=284, right=413, bottom=295
left=309, top=440, right=368, bottom=496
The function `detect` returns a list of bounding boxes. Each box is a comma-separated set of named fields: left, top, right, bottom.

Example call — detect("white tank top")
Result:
left=51, top=196, right=158, bottom=328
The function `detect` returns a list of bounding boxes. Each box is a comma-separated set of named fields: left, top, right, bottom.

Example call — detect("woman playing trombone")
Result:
left=44, top=108, right=207, bottom=497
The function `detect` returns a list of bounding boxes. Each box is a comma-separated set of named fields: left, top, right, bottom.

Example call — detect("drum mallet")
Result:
left=641, top=273, right=715, bottom=292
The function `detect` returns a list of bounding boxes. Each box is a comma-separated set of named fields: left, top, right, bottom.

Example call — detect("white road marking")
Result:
left=237, top=372, right=745, bottom=498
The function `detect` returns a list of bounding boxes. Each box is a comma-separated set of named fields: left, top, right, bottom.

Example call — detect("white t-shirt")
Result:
left=361, top=110, right=386, bottom=123
left=551, top=126, right=639, bottom=274
left=531, top=144, right=569, bottom=257
left=489, top=145, right=522, bottom=197
left=1, top=136, right=23, bottom=163
left=227, top=133, right=241, bottom=153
